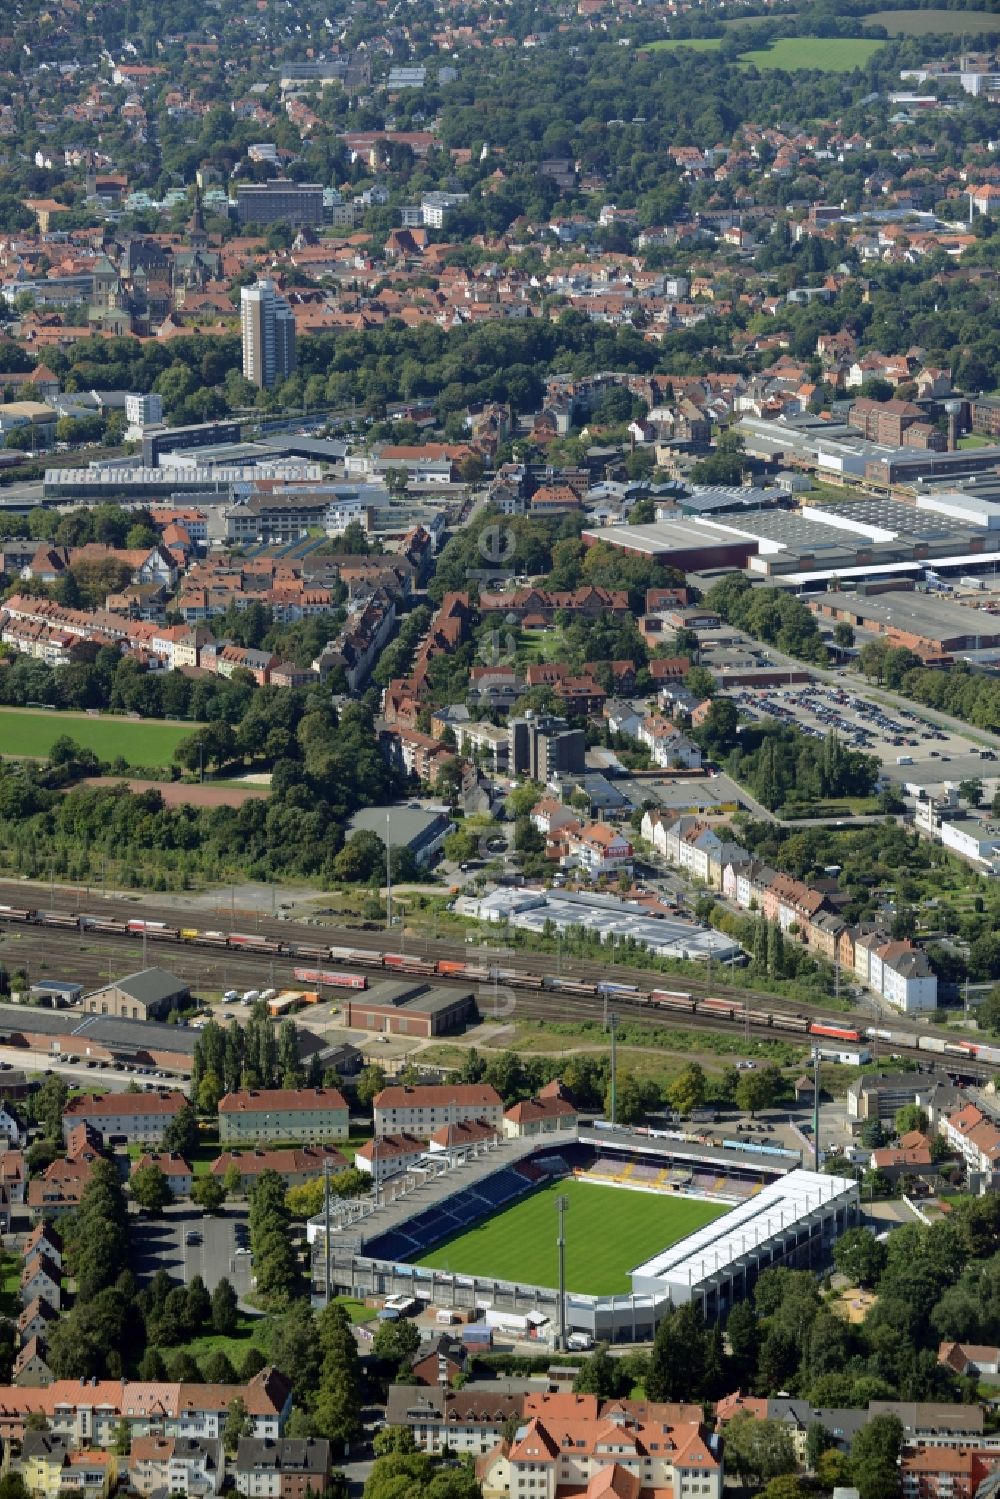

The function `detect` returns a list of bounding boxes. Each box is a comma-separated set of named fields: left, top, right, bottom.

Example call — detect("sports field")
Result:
left=641, top=37, right=722, bottom=51
left=0, top=707, right=195, bottom=766
left=864, top=7, right=1000, bottom=32
left=414, top=1179, right=728, bottom=1296
left=740, top=36, right=885, bottom=69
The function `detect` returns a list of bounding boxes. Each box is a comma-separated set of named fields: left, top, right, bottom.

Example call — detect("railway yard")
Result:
left=0, top=880, right=995, bottom=1079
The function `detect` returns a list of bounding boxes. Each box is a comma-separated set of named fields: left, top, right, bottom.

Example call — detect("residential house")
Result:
left=902, top=1448, right=1000, bottom=1499
left=939, top=1103, right=1000, bottom=1179
left=0, top=1101, right=25, bottom=1147
left=354, top=1133, right=426, bottom=1183
left=19, top=1254, right=60, bottom=1312
left=61, top=1090, right=186, bottom=1146
left=561, top=822, right=633, bottom=878
left=20, top=1433, right=97, bottom=1498
left=411, top=1336, right=470, bottom=1388
left=131, top=1153, right=193, bottom=1197
left=384, top=1384, right=531, bottom=1457
left=18, top=1298, right=58, bottom=1346
left=637, top=714, right=702, bottom=769
left=939, top=1344, right=1000, bottom=1380
left=210, top=1145, right=348, bottom=1195
left=129, top=1435, right=225, bottom=1496
left=503, top=1083, right=578, bottom=1140
left=0, top=1368, right=293, bottom=1445
left=373, top=1085, right=504, bottom=1139
left=234, top=1437, right=332, bottom=1499
left=218, top=1088, right=349, bottom=1146
left=478, top=1395, right=722, bottom=1499
left=13, top=1336, right=54, bottom=1388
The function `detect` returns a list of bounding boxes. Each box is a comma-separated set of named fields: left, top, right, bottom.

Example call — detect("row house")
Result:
left=210, top=644, right=277, bottom=686
left=383, top=726, right=455, bottom=784
left=19, top=1434, right=111, bottom=1499
left=902, top=1447, right=1000, bottom=1499
left=561, top=821, right=633, bottom=878
left=939, top=1102, right=1000, bottom=1178
left=855, top=934, right=938, bottom=1014
left=129, top=1435, right=225, bottom=1497
left=234, top=1437, right=333, bottom=1499
left=642, top=814, right=740, bottom=890
left=0, top=612, right=79, bottom=666
left=0, top=1368, right=292, bottom=1446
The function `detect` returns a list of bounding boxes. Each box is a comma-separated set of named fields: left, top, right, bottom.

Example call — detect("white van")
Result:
left=567, top=1332, right=594, bottom=1352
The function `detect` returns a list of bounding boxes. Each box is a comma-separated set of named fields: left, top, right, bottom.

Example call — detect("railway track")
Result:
left=0, top=879, right=907, bottom=1022
left=0, top=880, right=993, bottom=1075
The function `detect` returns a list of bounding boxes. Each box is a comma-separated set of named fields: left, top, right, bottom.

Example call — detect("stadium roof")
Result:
left=631, top=1169, right=857, bottom=1295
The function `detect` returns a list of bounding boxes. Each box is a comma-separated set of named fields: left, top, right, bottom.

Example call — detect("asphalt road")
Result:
left=131, top=1201, right=254, bottom=1295
left=0, top=1044, right=179, bottom=1089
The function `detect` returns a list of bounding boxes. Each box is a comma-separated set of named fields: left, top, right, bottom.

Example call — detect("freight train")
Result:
left=0, top=903, right=995, bottom=1065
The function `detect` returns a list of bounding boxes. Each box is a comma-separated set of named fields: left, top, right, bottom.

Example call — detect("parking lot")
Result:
left=729, top=681, right=989, bottom=769
left=131, top=1201, right=254, bottom=1294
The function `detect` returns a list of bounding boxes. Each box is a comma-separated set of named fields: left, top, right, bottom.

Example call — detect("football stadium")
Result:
left=312, top=1128, right=859, bottom=1341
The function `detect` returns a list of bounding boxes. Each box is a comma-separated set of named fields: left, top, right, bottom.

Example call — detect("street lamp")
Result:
left=555, top=1194, right=568, bottom=1351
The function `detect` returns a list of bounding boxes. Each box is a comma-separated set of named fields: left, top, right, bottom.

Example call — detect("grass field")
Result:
left=0, top=707, right=195, bottom=766
left=415, top=1179, right=727, bottom=1295
left=740, top=36, right=885, bottom=68
left=641, top=36, right=722, bottom=50
left=864, top=7, right=1000, bottom=32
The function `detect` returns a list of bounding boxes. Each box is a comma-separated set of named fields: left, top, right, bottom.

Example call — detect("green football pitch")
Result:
left=414, top=1179, right=728, bottom=1296
left=0, top=707, right=195, bottom=766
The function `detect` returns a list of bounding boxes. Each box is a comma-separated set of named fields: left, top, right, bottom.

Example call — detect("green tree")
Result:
left=34, top=1073, right=68, bottom=1140
left=211, top=1277, right=238, bottom=1336
left=313, top=1302, right=363, bottom=1449
left=162, top=1102, right=199, bottom=1158
left=666, top=1063, right=707, bottom=1118
left=736, top=1070, right=776, bottom=1117
left=573, top=1343, right=622, bottom=1397
left=723, top=1414, right=797, bottom=1487
left=223, top=1398, right=251, bottom=1455
left=192, top=1175, right=226, bottom=1214
left=647, top=1302, right=707, bottom=1402
left=356, top=1064, right=386, bottom=1110
left=894, top=1104, right=928, bottom=1137
left=130, top=1164, right=172, bottom=1214
left=833, top=1227, right=887, bottom=1289
left=371, top=1317, right=421, bottom=1374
